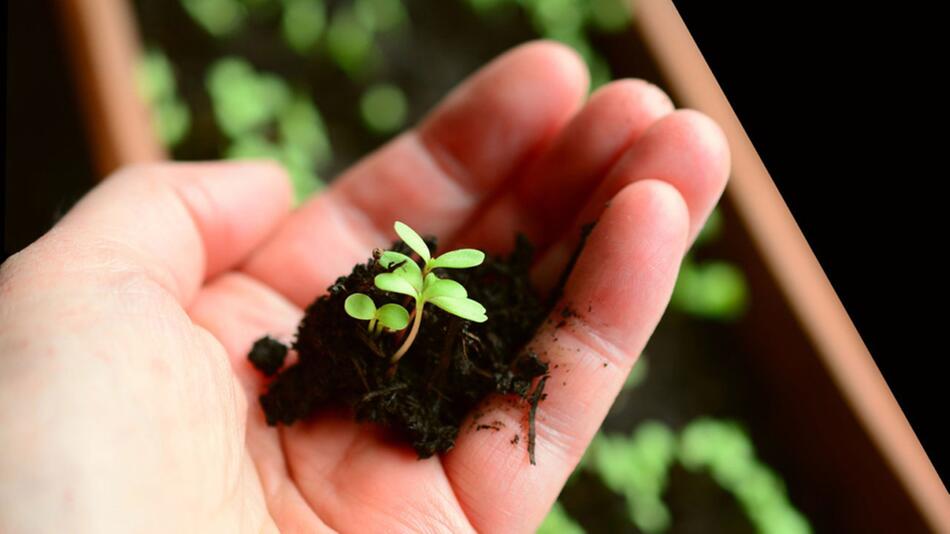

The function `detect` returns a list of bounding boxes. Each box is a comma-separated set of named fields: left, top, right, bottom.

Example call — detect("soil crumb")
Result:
left=248, top=336, right=288, bottom=376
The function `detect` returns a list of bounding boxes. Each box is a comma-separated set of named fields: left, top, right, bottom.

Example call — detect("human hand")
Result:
left=0, top=41, right=728, bottom=533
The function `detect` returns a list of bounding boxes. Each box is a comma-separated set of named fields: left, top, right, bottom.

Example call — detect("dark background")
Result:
left=672, top=1, right=944, bottom=483
left=4, top=0, right=97, bottom=258
left=3, top=0, right=943, bottom=483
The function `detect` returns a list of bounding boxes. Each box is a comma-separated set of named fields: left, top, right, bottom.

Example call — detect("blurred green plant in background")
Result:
left=554, top=417, right=812, bottom=534
left=467, top=0, right=631, bottom=90
left=355, top=0, right=409, bottom=32
left=136, top=49, right=191, bottom=148
left=181, top=0, right=248, bottom=37
left=141, top=0, right=414, bottom=202
left=679, top=420, right=812, bottom=534
left=540, top=354, right=811, bottom=534
left=326, top=5, right=377, bottom=76
left=153, top=0, right=632, bottom=202
left=282, top=0, right=327, bottom=54
left=670, top=209, right=749, bottom=321
left=536, top=210, right=783, bottom=533
left=207, top=57, right=330, bottom=200
left=583, top=421, right=678, bottom=532
left=326, top=0, right=408, bottom=77
left=136, top=42, right=331, bottom=201
left=361, top=83, right=409, bottom=134
left=538, top=501, right=585, bottom=534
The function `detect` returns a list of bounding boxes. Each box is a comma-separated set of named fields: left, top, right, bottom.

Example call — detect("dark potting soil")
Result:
left=249, top=235, right=552, bottom=459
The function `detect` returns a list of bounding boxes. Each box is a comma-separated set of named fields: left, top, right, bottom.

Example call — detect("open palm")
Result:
left=0, top=42, right=728, bottom=533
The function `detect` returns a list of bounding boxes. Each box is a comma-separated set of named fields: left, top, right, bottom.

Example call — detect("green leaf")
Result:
left=393, top=221, right=430, bottom=261
left=423, top=274, right=467, bottom=299
left=374, top=272, right=419, bottom=298
left=376, top=303, right=410, bottom=331
left=402, top=270, right=424, bottom=293
left=430, top=248, right=485, bottom=269
left=429, top=296, right=487, bottom=322
left=344, top=293, right=376, bottom=320
left=380, top=251, right=423, bottom=292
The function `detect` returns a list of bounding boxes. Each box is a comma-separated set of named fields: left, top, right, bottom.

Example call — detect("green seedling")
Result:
left=378, top=221, right=488, bottom=363
left=344, top=293, right=410, bottom=335
left=345, top=221, right=487, bottom=364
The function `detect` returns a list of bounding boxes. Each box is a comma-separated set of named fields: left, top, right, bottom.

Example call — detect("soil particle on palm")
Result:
left=527, top=375, right=549, bottom=465
left=248, top=336, right=289, bottom=376
left=250, top=235, right=552, bottom=459
left=475, top=420, right=505, bottom=431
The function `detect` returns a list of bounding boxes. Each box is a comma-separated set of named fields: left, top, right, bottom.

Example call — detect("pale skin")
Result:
left=0, top=42, right=729, bottom=533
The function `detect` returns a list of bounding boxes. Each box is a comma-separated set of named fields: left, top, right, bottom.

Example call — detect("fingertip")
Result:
left=419, top=40, right=589, bottom=192
left=510, top=40, right=591, bottom=100
left=507, top=79, right=675, bottom=241
left=660, top=109, right=730, bottom=240
left=443, top=181, right=692, bottom=532
left=605, top=179, right=691, bottom=250
left=578, top=178, right=690, bottom=283
left=606, top=109, right=730, bottom=241
left=588, top=78, right=674, bottom=117
left=665, top=109, right=731, bottom=182
left=564, top=179, right=689, bottom=347
left=174, top=160, right=294, bottom=211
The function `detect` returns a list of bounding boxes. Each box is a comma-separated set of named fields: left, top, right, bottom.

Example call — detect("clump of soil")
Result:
left=248, top=336, right=289, bottom=376
left=249, top=235, right=551, bottom=459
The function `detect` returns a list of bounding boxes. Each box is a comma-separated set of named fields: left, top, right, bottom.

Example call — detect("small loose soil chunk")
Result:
left=248, top=336, right=288, bottom=376
left=251, top=235, right=550, bottom=459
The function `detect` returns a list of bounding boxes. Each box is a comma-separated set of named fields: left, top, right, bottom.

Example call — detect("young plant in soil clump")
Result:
left=249, top=221, right=551, bottom=460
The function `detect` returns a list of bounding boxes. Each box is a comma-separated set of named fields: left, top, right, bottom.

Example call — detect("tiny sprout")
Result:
left=344, top=293, right=410, bottom=336
left=376, top=221, right=488, bottom=364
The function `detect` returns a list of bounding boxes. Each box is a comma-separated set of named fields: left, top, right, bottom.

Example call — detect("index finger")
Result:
left=243, top=41, right=589, bottom=307
left=443, top=180, right=691, bottom=532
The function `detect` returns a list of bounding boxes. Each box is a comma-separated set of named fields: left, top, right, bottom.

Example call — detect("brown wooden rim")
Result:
left=58, top=0, right=165, bottom=178
left=633, top=0, right=949, bottom=529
